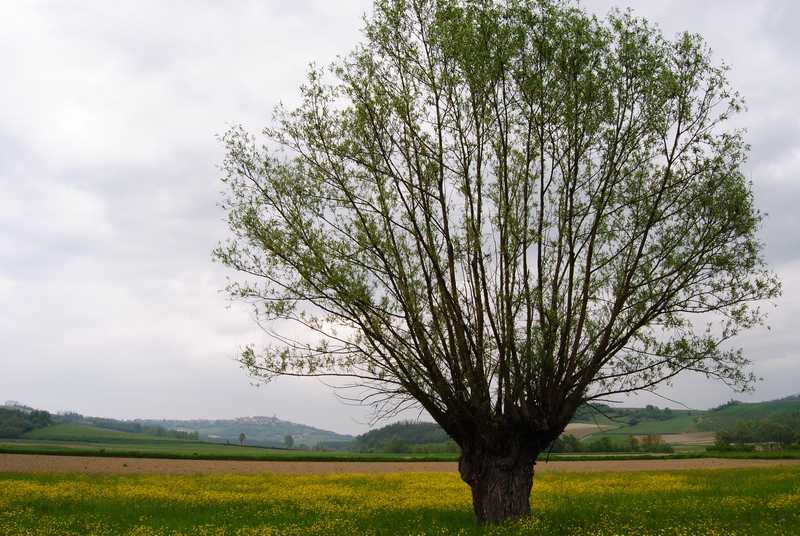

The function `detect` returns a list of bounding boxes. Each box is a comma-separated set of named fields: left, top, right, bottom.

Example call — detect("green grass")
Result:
left=583, top=414, right=699, bottom=439
left=21, top=424, right=184, bottom=443
left=1, top=467, right=798, bottom=534
left=0, top=440, right=459, bottom=462
left=718, top=400, right=800, bottom=414
left=0, top=423, right=460, bottom=462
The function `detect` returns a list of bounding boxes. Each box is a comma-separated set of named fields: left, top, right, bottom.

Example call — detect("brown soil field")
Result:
left=2, top=453, right=800, bottom=475
left=563, top=423, right=618, bottom=439
left=562, top=425, right=715, bottom=446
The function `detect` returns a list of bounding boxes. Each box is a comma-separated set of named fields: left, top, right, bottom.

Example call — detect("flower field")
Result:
left=1, top=467, right=798, bottom=535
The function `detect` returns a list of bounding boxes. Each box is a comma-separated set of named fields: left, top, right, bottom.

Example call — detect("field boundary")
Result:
left=3, top=453, right=800, bottom=475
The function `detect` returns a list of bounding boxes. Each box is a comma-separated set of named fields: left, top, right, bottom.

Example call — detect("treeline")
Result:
left=710, top=411, right=800, bottom=451
left=56, top=412, right=199, bottom=440
left=549, top=434, right=674, bottom=454
left=570, top=403, right=678, bottom=425
left=0, top=407, right=51, bottom=438
left=570, top=404, right=619, bottom=422
left=348, top=421, right=458, bottom=454
left=619, top=405, right=677, bottom=425
left=710, top=399, right=743, bottom=412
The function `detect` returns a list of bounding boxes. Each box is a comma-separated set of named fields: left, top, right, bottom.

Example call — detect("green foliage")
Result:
left=690, top=400, right=800, bottom=439
left=570, top=404, right=622, bottom=423
left=349, top=421, right=450, bottom=453
left=382, top=434, right=410, bottom=454
left=620, top=405, right=677, bottom=422
left=313, top=441, right=351, bottom=452
left=0, top=407, right=51, bottom=438
left=216, top=0, right=778, bottom=457
left=706, top=410, right=800, bottom=450
left=549, top=433, right=673, bottom=454
left=710, top=399, right=743, bottom=412
left=214, top=0, right=779, bottom=523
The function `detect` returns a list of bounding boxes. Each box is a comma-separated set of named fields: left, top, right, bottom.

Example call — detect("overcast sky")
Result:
left=1, top=0, right=798, bottom=437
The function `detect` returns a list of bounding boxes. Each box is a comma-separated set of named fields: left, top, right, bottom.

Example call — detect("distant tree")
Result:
left=640, top=434, right=672, bottom=452
left=383, top=434, right=410, bottom=454
left=714, top=429, right=732, bottom=448
left=549, top=433, right=581, bottom=453
left=587, top=436, right=614, bottom=453
left=284, top=434, right=294, bottom=448
left=216, top=0, right=780, bottom=524
left=773, top=425, right=795, bottom=450
left=238, top=432, right=246, bottom=446
left=732, top=420, right=753, bottom=445
left=752, top=418, right=778, bottom=448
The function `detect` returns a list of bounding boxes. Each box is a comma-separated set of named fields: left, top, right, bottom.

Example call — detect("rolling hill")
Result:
left=137, top=415, right=353, bottom=447
left=580, top=398, right=800, bottom=443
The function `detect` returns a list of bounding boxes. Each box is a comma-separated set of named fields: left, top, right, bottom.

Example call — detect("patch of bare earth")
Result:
left=2, top=454, right=800, bottom=475
left=658, top=432, right=716, bottom=445
left=563, top=426, right=716, bottom=446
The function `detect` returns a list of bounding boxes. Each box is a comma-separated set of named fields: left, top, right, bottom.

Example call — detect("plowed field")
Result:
left=2, top=453, right=799, bottom=474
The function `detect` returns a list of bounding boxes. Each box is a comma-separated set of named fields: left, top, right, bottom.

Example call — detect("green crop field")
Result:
left=1, top=467, right=797, bottom=534
left=583, top=414, right=699, bottom=440
left=21, top=424, right=184, bottom=443
left=0, top=423, right=459, bottom=462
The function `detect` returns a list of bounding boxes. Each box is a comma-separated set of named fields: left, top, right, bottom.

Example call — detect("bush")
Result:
left=382, top=435, right=409, bottom=454
left=0, top=407, right=51, bottom=438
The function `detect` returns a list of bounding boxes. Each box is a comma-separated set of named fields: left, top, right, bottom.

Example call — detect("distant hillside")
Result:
left=686, top=399, right=800, bottom=434
left=579, top=399, right=800, bottom=442
left=18, top=406, right=355, bottom=448
left=136, top=416, right=353, bottom=448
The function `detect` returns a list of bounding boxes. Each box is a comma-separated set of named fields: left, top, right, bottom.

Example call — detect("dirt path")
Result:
left=2, top=454, right=800, bottom=475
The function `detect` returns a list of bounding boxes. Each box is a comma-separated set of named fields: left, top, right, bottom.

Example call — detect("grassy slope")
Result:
left=588, top=414, right=699, bottom=438
left=22, top=424, right=181, bottom=443
left=686, top=400, right=800, bottom=433
left=581, top=400, right=800, bottom=443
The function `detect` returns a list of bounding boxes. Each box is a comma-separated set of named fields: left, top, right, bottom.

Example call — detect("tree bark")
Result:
left=458, top=439, right=539, bottom=524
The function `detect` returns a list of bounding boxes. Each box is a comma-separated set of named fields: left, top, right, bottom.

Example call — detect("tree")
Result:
left=238, top=432, right=246, bottom=446
left=383, top=434, right=410, bottom=453
left=284, top=434, right=294, bottom=448
left=732, top=420, right=752, bottom=445
left=215, top=0, right=779, bottom=524
left=714, top=429, right=733, bottom=449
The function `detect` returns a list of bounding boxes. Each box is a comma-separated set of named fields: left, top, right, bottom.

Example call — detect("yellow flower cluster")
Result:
left=1, top=467, right=798, bottom=535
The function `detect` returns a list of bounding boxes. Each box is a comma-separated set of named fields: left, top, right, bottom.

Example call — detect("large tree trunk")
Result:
left=457, top=438, right=540, bottom=524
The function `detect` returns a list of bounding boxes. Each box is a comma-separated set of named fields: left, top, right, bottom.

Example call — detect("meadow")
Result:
left=1, top=466, right=798, bottom=535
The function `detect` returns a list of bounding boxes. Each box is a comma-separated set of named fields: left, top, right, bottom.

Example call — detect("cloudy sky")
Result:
left=1, top=0, right=798, bottom=436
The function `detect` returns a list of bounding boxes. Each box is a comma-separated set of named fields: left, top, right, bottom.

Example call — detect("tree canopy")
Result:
left=215, top=0, right=780, bottom=524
